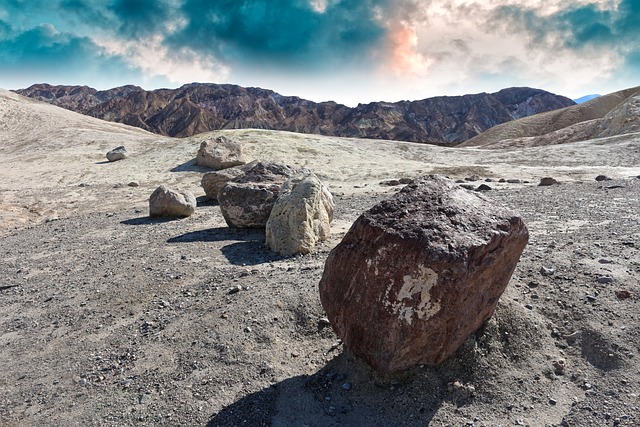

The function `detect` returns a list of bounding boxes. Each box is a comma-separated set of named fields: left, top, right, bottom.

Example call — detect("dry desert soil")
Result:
left=1, top=89, right=640, bottom=426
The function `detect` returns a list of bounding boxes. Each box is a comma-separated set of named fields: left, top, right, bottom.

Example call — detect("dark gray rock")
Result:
left=201, top=161, right=258, bottom=200
left=218, top=161, right=300, bottom=228
left=106, top=146, right=129, bottom=162
left=539, top=177, right=559, bottom=186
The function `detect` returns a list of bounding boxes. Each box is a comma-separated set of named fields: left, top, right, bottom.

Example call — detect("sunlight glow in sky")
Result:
left=1, top=0, right=638, bottom=105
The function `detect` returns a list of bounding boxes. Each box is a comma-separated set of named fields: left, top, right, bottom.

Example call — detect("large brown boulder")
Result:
left=319, top=175, right=529, bottom=374
left=196, top=135, right=246, bottom=170
left=265, top=172, right=334, bottom=256
left=218, top=162, right=300, bottom=228
left=149, top=185, right=197, bottom=218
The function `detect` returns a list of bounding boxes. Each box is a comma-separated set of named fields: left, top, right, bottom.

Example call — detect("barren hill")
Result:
left=15, top=83, right=574, bottom=144
left=1, top=89, right=640, bottom=426
left=461, top=86, right=640, bottom=148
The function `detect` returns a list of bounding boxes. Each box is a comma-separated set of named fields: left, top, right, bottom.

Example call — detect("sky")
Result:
left=1, top=0, right=638, bottom=106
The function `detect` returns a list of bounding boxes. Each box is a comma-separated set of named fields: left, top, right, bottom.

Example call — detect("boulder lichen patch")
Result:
left=385, top=266, right=440, bottom=325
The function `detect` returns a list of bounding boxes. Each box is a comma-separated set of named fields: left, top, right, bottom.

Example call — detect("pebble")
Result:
left=552, top=359, right=566, bottom=375
left=538, top=177, right=559, bottom=186
left=595, top=175, right=612, bottom=181
left=228, top=285, right=243, bottom=294
left=318, top=317, right=331, bottom=327
left=615, top=290, right=633, bottom=299
left=342, top=382, right=352, bottom=391
left=507, top=179, right=521, bottom=184
left=540, top=266, right=555, bottom=277
left=598, top=258, right=614, bottom=264
left=596, top=277, right=613, bottom=284
left=476, top=184, right=492, bottom=191
left=549, top=398, right=557, bottom=405
left=128, top=182, right=139, bottom=187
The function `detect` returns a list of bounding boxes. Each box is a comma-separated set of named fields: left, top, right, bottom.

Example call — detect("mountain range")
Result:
left=14, top=83, right=574, bottom=144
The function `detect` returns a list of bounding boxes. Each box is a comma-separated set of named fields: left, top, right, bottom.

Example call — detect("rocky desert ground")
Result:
left=1, top=88, right=639, bottom=426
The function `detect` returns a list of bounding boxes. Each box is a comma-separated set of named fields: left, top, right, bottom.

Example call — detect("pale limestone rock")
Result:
left=196, top=135, right=246, bottom=170
left=265, top=173, right=334, bottom=256
left=149, top=185, right=196, bottom=217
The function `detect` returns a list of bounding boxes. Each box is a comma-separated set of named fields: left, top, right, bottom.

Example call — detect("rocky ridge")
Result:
left=15, top=83, right=574, bottom=144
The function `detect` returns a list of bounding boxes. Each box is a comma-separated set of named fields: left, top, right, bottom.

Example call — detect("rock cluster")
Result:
left=319, top=175, right=529, bottom=374
left=143, top=134, right=333, bottom=254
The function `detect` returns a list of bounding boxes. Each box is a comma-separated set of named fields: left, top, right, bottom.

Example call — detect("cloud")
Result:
left=0, top=19, right=168, bottom=88
left=492, top=0, right=639, bottom=50
left=108, top=0, right=176, bottom=38
left=97, top=34, right=230, bottom=86
left=165, top=0, right=389, bottom=71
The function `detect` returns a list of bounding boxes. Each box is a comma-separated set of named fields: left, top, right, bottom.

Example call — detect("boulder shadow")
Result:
left=167, top=227, right=284, bottom=265
left=171, top=158, right=212, bottom=173
left=220, top=241, right=284, bottom=266
left=167, top=227, right=263, bottom=243
left=121, top=216, right=181, bottom=225
left=196, top=196, right=218, bottom=207
left=207, top=352, right=444, bottom=426
left=95, top=160, right=111, bottom=165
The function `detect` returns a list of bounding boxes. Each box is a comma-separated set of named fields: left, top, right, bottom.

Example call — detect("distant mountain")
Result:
left=460, top=86, right=640, bottom=148
left=15, top=83, right=575, bottom=144
left=573, top=94, right=601, bottom=104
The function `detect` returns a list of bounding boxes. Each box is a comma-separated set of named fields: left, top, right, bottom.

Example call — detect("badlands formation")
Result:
left=0, top=88, right=639, bottom=426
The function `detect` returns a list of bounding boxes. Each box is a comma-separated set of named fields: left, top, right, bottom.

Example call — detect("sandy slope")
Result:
left=1, top=90, right=640, bottom=426
left=461, top=86, right=640, bottom=148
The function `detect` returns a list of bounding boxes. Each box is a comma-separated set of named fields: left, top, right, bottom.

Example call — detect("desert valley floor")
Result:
left=1, top=89, right=640, bottom=426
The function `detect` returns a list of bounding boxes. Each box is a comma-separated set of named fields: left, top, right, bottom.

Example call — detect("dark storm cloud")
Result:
left=0, top=19, right=146, bottom=85
left=166, top=0, right=389, bottom=69
left=108, top=0, right=175, bottom=38
left=0, top=0, right=410, bottom=88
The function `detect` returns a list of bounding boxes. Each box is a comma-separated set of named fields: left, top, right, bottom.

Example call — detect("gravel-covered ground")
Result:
left=2, top=90, right=640, bottom=426
left=1, top=177, right=638, bottom=427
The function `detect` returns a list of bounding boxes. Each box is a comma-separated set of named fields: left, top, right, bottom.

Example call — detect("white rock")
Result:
left=265, top=172, right=334, bottom=256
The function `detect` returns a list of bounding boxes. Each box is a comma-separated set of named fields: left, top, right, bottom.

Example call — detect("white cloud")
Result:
left=95, top=35, right=231, bottom=87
